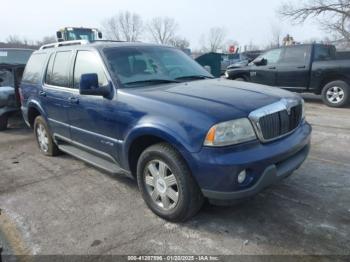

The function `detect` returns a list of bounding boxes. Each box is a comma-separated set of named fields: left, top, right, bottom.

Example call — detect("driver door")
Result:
left=250, top=48, right=282, bottom=86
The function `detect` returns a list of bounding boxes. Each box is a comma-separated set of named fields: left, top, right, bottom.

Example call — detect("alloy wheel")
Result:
left=326, top=86, right=345, bottom=104
left=144, top=160, right=179, bottom=211
left=36, top=124, right=49, bottom=152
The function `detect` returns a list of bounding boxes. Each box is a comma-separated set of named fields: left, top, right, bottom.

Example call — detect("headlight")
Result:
left=204, top=118, right=256, bottom=147
left=225, top=71, right=229, bottom=78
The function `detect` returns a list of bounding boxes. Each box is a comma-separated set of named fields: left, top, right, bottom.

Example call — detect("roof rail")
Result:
left=39, top=40, right=89, bottom=50
left=90, top=40, right=126, bottom=43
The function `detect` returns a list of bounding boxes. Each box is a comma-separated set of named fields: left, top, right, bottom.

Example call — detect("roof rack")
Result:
left=39, top=40, right=89, bottom=50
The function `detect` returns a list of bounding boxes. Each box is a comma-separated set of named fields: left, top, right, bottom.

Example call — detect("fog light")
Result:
left=237, top=170, right=247, bottom=184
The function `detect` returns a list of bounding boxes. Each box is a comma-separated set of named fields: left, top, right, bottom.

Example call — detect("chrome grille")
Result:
left=258, top=104, right=302, bottom=140
left=249, top=98, right=303, bottom=142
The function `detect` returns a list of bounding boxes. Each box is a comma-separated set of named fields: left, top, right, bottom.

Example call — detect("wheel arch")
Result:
left=123, top=126, right=196, bottom=178
left=318, top=74, right=350, bottom=94
left=27, top=101, right=46, bottom=128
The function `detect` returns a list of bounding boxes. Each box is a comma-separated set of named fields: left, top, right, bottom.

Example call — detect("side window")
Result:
left=262, top=49, right=282, bottom=65
left=22, top=53, right=47, bottom=84
left=45, top=53, right=55, bottom=84
left=73, top=51, right=108, bottom=89
left=280, top=46, right=307, bottom=64
left=47, top=51, right=72, bottom=87
left=314, top=46, right=332, bottom=61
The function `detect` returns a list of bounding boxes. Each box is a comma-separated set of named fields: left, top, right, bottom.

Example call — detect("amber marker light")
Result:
left=204, top=126, right=216, bottom=146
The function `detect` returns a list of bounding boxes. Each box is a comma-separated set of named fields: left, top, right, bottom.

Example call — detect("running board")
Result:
left=58, top=144, right=130, bottom=176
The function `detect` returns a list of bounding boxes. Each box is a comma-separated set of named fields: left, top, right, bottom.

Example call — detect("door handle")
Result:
left=68, top=97, right=79, bottom=104
left=39, top=91, right=46, bottom=97
left=268, top=66, right=276, bottom=70
left=297, top=66, right=306, bottom=69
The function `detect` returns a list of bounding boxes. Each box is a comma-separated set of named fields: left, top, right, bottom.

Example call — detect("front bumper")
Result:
left=189, top=122, right=312, bottom=201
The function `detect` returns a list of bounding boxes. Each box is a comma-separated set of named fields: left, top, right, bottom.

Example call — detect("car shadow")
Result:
left=300, top=93, right=324, bottom=105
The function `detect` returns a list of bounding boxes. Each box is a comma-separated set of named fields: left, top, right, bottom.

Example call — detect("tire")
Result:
left=34, top=116, right=60, bottom=156
left=321, top=80, right=350, bottom=108
left=0, top=114, right=8, bottom=131
left=137, top=143, right=204, bottom=222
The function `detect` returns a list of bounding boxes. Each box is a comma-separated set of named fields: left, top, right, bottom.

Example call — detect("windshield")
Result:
left=0, top=49, right=33, bottom=65
left=103, top=46, right=213, bottom=87
left=67, top=29, right=96, bottom=41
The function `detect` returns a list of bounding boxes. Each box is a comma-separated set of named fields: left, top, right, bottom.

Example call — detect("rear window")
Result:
left=0, top=49, right=33, bottom=64
left=314, top=45, right=335, bottom=61
left=47, top=51, right=72, bottom=87
left=22, top=53, right=47, bottom=84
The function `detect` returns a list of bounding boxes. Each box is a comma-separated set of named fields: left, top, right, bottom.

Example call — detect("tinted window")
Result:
left=280, top=46, right=307, bottom=64
left=0, top=49, right=33, bottom=64
left=22, top=53, right=47, bottom=84
left=45, top=53, right=55, bottom=84
left=314, top=45, right=334, bottom=61
left=49, top=51, right=72, bottom=87
left=73, top=51, right=108, bottom=89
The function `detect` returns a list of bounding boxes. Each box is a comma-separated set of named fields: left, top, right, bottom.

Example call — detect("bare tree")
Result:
left=201, top=27, right=227, bottom=52
left=37, top=35, right=56, bottom=46
left=169, top=36, right=190, bottom=49
left=103, top=11, right=143, bottom=41
left=269, top=23, right=283, bottom=48
left=6, top=35, right=25, bottom=45
left=279, top=0, right=350, bottom=41
left=147, top=17, right=178, bottom=45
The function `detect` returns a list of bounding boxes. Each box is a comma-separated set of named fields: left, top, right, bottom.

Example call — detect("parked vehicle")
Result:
left=226, top=51, right=262, bottom=70
left=56, top=27, right=102, bottom=42
left=0, top=48, right=33, bottom=130
left=225, top=44, right=350, bottom=107
left=21, top=40, right=311, bottom=221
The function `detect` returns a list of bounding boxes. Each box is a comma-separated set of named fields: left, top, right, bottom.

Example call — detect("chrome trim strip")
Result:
left=48, top=118, right=123, bottom=144
left=70, top=125, right=123, bottom=144
left=248, top=97, right=302, bottom=143
left=48, top=118, right=69, bottom=127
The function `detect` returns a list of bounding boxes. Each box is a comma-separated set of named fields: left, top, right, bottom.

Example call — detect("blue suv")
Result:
left=20, top=40, right=311, bottom=221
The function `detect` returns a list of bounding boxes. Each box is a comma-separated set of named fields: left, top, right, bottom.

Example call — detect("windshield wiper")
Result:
left=124, top=79, right=180, bottom=86
left=175, top=75, right=214, bottom=81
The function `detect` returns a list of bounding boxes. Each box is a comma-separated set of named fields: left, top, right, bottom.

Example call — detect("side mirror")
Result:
left=98, top=32, right=103, bottom=39
left=79, top=73, right=110, bottom=97
left=56, top=31, right=63, bottom=42
left=253, top=57, right=267, bottom=66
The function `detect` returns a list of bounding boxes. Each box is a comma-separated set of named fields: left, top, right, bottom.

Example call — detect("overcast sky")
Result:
left=1, top=0, right=324, bottom=49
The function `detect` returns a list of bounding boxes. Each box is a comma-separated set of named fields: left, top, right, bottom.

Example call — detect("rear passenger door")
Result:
left=275, top=45, right=311, bottom=89
left=42, top=50, right=75, bottom=139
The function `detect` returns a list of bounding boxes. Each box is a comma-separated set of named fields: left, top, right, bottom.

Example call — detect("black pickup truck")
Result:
left=225, top=44, right=350, bottom=107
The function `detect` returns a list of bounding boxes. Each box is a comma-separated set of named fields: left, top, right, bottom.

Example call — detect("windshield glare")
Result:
left=0, top=50, right=33, bottom=65
left=103, top=46, right=213, bottom=87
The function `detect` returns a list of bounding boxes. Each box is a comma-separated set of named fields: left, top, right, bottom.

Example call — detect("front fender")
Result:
left=122, top=117, right=201, bottom=170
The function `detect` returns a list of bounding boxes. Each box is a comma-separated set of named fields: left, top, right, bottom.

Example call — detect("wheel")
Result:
left=34, top=116, right=60, bottom=156
left=234, top=77, right=246, bottom=81
left=137, top=143, right=204, bottom=222
left=321, top=80, right=350, bottom=107
left=0, top=114, right=8, bottom=131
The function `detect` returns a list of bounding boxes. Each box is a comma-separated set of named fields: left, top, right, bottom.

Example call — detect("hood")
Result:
left=124, top=79, right=299, bottom=122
